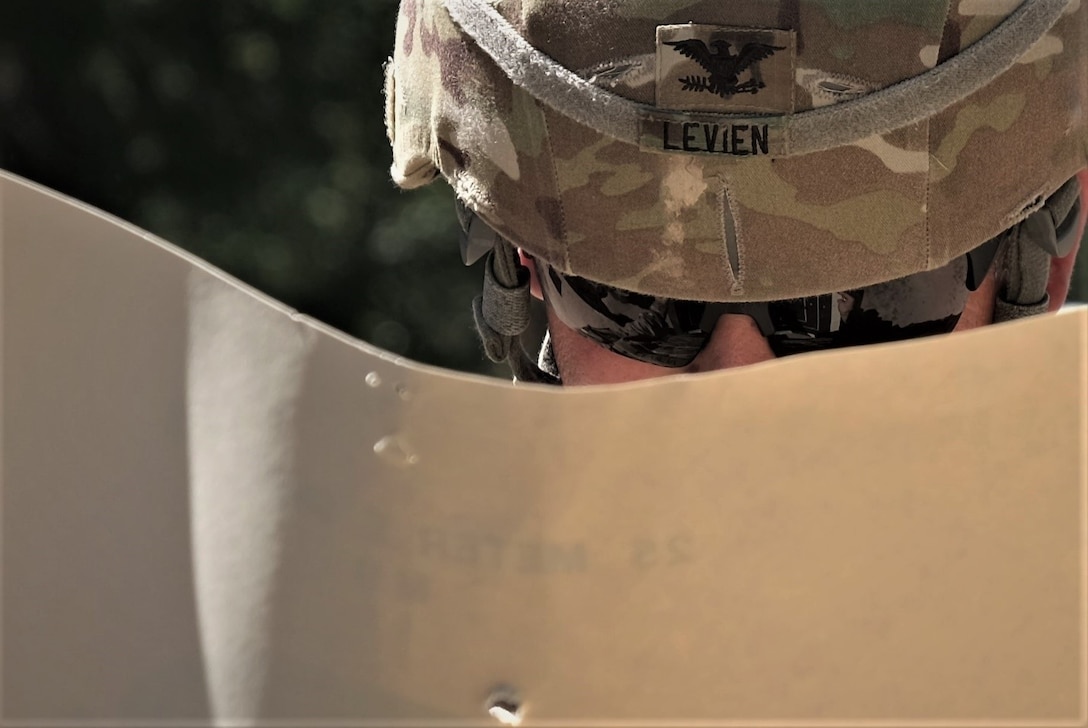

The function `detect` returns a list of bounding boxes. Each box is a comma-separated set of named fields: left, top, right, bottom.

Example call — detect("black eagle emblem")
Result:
left=664, top=38, right=785, bottom=98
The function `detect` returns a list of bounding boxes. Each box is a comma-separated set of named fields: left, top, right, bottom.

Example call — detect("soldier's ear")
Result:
left=518, top=249, right=544, bottom=300
left=1046, top=168, right=1088, bottom=311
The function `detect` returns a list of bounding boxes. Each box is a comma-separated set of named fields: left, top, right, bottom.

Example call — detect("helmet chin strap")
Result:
left=473, top=238, right=561, bottom=385
left=457, top=200, right=560, bottom=384
left=993, top=176, right=1082, bottom=323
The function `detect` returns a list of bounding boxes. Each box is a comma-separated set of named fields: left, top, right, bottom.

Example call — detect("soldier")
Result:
left=386, top=0, right=1087, bottom=385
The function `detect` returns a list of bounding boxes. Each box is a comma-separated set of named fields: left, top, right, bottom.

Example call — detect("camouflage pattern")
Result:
left=386, top=0, right=1088, bottom=303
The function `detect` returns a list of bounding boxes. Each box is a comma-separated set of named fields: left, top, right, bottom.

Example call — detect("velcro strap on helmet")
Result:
left=480, top=250, right=531, bottom=338
left=993, top=295, right=1050, bottom=321
left=992, top=176, right=1082, bottom=323
left=445, top=0, right=1071, bottom=157
left=468, top=230, right=561, bottom=385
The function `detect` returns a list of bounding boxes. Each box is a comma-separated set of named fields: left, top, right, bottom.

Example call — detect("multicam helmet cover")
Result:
left=386, top=0, right=1087, bottom=303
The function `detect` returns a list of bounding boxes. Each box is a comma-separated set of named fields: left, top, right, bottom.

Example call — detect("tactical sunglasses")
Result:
left=537, top=253, right=984, bottom=367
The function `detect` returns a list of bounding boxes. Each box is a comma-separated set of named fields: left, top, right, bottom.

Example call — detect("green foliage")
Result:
left=0, top=0, right=1084, bottom=379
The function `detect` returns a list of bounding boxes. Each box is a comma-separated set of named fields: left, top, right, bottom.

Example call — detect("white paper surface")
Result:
left=2, top=171, right=1085, bottom=726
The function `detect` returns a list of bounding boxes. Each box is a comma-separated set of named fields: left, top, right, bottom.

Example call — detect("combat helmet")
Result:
left=386, top=0, right=1088, bottom=379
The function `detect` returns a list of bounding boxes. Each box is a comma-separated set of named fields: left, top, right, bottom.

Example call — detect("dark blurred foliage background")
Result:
left=0, top=0, right=1085, bottom=376
left=0, top=0, right=503, bottom=375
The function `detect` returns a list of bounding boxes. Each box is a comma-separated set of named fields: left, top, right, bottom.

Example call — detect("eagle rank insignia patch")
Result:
left=657, top=25, right=795, bottom=115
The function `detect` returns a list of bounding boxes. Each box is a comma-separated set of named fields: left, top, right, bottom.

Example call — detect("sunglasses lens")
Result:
left=541, top=268, right=711, bottom=367
left=584, top=328, right=708, bottom=368
left=772, top=260, right=968, bottom=356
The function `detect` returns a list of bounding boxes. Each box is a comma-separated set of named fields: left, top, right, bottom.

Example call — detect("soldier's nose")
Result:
left=687, top=313, right=775, bottom=373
